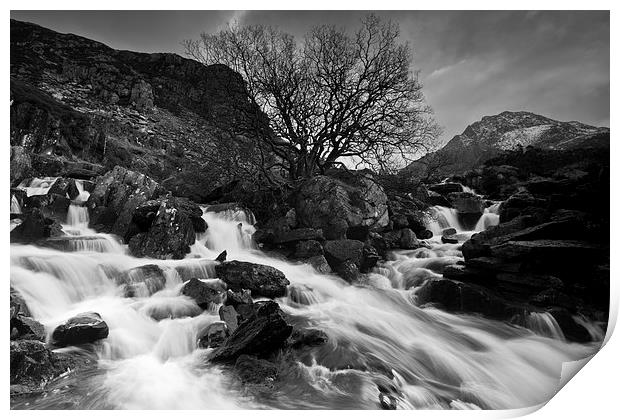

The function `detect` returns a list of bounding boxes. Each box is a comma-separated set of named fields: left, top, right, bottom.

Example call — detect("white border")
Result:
left=3, top=2, right=616, bottom=419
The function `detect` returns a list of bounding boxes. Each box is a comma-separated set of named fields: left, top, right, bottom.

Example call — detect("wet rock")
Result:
left=215, top=250, right=227, bottom=262
left=548, top=308, right=592, bottom=343
left=289, top=328, right=328, bottom=349
left=10, top=340, right=58, bottom=393
left=391, top=213, right=409, bottom=230
left=51, top=312, right=109, bottom=347
left=211, top=301, right=293, bottom=362
left=118, top=264, right=167, bottom=297
left=417, top=229, right=434, bottom=240
left=295, top=240, right=324, bottom=259
left=399, top=228, right=419, bottom=249
left=24, top=192, right=71, bottom=223
left=128, top=199, right=196, bottom=259
left=10, top=146, right=32, bottom=187
left=274, top=228, right=324, bottom=245
left=305, top=255, right=332, bottom=274
left=428, top=182, right=463, bottom=195
left=225, top=289, right=253, bottom=308
left=252, top=228, right=275, bottom=246
left=10, top=208, right=64, bottom=244
left=295, top=174, right=389, bottom=240
left=182, top=278, right=226, bottom=309
left=11, top=315, right=45, bottom=341
left=323, top=239, right=364, bottom=267
left=10, top=288, right=31, bottom=318
left=215, top=261, right=290, bottom=298
left=427, top=190, right=452, bottom=207
left=48, top=177, right=80, bottom=200
left=234, top=354, right=278, bottom=385
left=219, top=305, right=241, bottom=332
left=198, top=321, right=230, bottom=348
left=86, top=166, right=166, bottom=237
left=416, top=279, right=520, bottom=320
left=441, top=228, right=458, bottom=244
left=498, top=191, right=547, bottom=223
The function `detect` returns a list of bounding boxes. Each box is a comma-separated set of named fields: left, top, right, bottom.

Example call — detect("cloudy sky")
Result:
left=11, top=10, right=610, bottom=144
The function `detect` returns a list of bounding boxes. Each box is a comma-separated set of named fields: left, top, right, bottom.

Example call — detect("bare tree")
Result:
left=183, top=14, right=439, bottom=180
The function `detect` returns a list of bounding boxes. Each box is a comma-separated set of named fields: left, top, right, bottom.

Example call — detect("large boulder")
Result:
left=10, top=208, right=64, bottom=244
left=10, top=146, right=32, bottom=186
left=215, top=261, right=290, bottom=298
left=428, top=183, right=463, bottom=195
left=447, top=191, right=486, bottom=229
left=128, top=198, right=196, bottom=259
left=211, top=301, right=293, bottom=362
left=23, top=192, right=71, bottom=223
left=295, top=175, right=388, bottom=240
left=182, top=278, right=226, bottom=309
left=86, top=166, right=166, bottom=237
left=51, top=312, right=109, bottom=347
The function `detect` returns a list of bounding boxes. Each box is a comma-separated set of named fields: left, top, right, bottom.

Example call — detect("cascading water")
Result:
left=10, top=194, right=22, bottom=214
left=10, top=203, right=603, bottom=410
left=427, top=206, right=463, bottom=234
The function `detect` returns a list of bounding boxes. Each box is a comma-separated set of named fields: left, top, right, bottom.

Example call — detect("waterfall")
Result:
left=474, top=209, right=500, bottom=231
left=67, top=204, right=90, bottom=229
left=426, top=206, right=463, bottom=234
left=525, top=312, right=565, bottom=340
left=10, top=206, right=602, bottom=410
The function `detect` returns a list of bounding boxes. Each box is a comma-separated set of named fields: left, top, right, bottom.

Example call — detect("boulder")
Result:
left=427, top=190, right=452, bottom=207
left=428, top=183, right=463, bottom=195
left=274, top=228, right=324, bottom=245
left=382, top=229, right=422, bottom=250
left=234, top=354, right=278, bottom=385
left=399, top=229, right=419, bottom=249
left=10, top=340, right=58, bottom=392
left=219, top=305, right=241, bottom=332
left=86, top=166, right=165, bottom=237
left=11, top=314, right=45, bottom=341
left=441, top=228, right=458, bottom=244
left=51, top=312, right=109, bottom=347
left=198, top=322, right=230, bottom=348
left=305, top=255, right=332, bottom=274
left=10, top=146, right=32, bottom=186
left=182, top=278, right=226, bottom=309
left=118, top=264, right=167, bottom=297
left=416, top=279, right=521, bottom=320
left=295, top=175, right=389, bottom=240
left=225, top=289, right=253, bottom=308
left=23, top=193, right=71, bottom=223
left=289, top=328, right=328, bottom=349
left=10, top=208, right=64, bottom=244
left=498, top=191, right=547, bottom=223
left=48, top=177, right=80, bottom=200
left=128, top=199, right=196, bottom=259
left=215, top=261, right=290, bottom=298
left=447, top=192, right=486, bottom=214
left=323, top=239, right=364, bottom=267
left=211, top=302, right=293, bottom=362
left=295, top=240, right=324, bottom=259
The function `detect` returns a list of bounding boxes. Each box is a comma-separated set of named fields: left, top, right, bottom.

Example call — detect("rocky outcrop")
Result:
left=211, top=301, right=293, bottom=362
left=295, top=174, right=388, bottom=240
left=51, top=312, right=109, bottom=347
left=128, top=198, right=197, bottom=259
left=10, top=208, right=64, bottom=244
left=86, top=166, right=166, bottom=238
left=215, top=261, right=290, bottom=298
left=406, top=111, right=609, bottom=180
left=182, top=278, right=226, bottom=309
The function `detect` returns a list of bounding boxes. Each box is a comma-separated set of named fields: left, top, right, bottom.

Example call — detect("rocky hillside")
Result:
left=10, top=19, right=270, bottom=202
left=406, top=111, right=609, bottom=180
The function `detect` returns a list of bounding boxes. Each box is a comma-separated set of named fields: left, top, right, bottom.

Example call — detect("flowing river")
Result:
left=10, top=192, right=603, bottom=409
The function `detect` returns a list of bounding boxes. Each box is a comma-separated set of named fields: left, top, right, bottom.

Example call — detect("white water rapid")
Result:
left=10, top=201, right=603, bottom=410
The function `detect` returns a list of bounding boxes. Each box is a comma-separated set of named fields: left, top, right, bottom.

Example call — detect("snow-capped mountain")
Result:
left=406, top=111, right=609, bottom=179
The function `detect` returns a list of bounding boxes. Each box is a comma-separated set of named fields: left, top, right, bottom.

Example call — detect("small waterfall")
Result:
left=200, top=207, right=256, bottom=254
left=525, top=312, right=565, bottom=340
left=72, top=179, right=91, bottom=204
left=427, top=206, right=463, bottom=234
left=474, top=209, right=500, bottom=232
left=67, top=204, right=90, bottom=229
left=10, top=194, right=22, bottom=213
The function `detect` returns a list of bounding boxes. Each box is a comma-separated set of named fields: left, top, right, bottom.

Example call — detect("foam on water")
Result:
left=10, top=204, right=604, bottom=409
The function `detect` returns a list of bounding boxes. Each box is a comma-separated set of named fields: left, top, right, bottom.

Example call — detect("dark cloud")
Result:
left=11, top=10, right=609, bottom=143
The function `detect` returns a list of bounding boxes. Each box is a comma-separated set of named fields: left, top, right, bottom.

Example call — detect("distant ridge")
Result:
left=404, top=111, right=609, bottom=179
